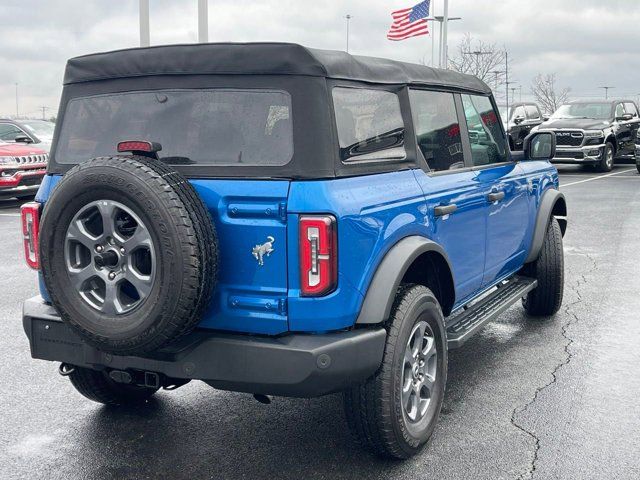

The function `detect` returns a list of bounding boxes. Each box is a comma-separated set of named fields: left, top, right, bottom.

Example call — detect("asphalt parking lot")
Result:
left=1, top=165, right=639, bottom=480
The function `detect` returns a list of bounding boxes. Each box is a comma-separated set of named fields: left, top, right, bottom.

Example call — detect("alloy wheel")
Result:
left=401, top=320, right=438, bottom=423
left=64, top=200, right=156, bottom=315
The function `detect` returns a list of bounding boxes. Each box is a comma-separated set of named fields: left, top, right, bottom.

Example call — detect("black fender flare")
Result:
left=524, top=189, right=567, bottom=264
left=356, top=236, right=454, bottom=325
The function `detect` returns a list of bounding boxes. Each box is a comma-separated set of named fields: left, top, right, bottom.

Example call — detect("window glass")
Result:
left=615, top=103, right=625, bottom=118
left=461, top=94, right=509, bottom=166
left=512, top=106, right=525, bottom=122
left=525, top=105, right=541, bottom=120
left=409, top=90, right=464, bottom=171
left=0, top=123, right=24, bottom=141
left=624, top=102, right=638, bottom=117
left=332, top=87, right=406, bottom=162
left=55, top=89, right=293, bottom=166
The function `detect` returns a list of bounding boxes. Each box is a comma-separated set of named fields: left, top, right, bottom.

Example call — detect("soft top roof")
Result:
left=63, top=42, right=491, bottom=94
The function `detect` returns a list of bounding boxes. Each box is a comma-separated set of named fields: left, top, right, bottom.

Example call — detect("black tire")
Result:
left=39, top=156, right=217, bottom=355
left=598, top=142, right=615, bottom=172
left=343, top=285, right=447, bottom=459
left=636, top=163, right=640, bottom=174
left=69, top=366, right=158, bottom=406
left=522, top=217, right=564, bottom=316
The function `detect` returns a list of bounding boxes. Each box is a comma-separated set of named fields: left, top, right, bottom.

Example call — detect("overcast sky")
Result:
left=2, top=0, right=639, bottom=118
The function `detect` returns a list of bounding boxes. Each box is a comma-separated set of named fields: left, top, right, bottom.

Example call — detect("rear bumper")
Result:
left=22, top=296, right=386, bottom=398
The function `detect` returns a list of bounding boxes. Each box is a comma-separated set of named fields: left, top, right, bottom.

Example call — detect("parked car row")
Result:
left=502, top=100, right=640, bottom=173
left=0, top=140, right=48, bottom=199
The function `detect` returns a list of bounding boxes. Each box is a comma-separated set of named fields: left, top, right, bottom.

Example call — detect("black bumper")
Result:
left=22, top=296, right=386, bottom=398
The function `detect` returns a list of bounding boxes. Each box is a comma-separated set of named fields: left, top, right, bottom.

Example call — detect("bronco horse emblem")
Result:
left=252, top=236, right=275, bottom=266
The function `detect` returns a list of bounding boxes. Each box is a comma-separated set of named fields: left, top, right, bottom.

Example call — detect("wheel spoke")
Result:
left=101, top=282, right=122, bottom=316
left=123, top=224, right=152, bottom=249
left=124, top=269, right=154, bottom=299
left=96, top=202, right=117, bottom=238
left=68, top=264, right=98, bottom=290
left=66, top=220, right=97, bottom=249
left=422, top=337, right=437, bottom=361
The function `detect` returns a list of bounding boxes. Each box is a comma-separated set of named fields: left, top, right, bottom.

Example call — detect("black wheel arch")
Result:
left=356, top=236, right=456, bottom=324
left=524, top=189, right=567, bottom=264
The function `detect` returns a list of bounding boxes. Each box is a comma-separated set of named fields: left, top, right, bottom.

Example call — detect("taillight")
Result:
left=299, top=215, right=337, bottom=296
left=21, top=202, right=40, bottom=269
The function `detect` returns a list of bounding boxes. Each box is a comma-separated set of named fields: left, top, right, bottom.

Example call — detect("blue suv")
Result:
left=21, top=43, right=566, bottom=459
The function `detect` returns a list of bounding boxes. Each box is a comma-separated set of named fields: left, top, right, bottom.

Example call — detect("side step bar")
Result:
left=446, top=276, right=538, bottom=349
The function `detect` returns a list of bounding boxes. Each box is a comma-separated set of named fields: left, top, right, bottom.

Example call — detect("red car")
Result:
left=0, top=140, right=48, bottom=199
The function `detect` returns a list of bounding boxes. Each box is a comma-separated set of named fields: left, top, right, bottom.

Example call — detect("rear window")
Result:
left=332, top=87, right=406, bottom=163
left=55, top=89, right=293, bottom=166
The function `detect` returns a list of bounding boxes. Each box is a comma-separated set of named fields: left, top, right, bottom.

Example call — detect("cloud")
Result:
left=2, top=0, right=639, bottom=117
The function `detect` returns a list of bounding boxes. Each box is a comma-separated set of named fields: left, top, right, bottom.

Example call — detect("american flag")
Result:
left=387, top=0, right=430, bottom=41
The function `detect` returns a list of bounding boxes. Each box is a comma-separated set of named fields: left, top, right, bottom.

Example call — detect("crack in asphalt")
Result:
left=510, top=250, right=598, bottom=480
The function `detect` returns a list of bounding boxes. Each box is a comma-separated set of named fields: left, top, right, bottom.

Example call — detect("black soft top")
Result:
left=63, top=42, right=491, bottom=94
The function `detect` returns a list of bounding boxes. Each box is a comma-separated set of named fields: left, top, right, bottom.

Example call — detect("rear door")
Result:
left=460, top=94, right=530, bottom=287
left=622, top=102, right=640, bottom=155
left=409, top=89, right=487, bottom=302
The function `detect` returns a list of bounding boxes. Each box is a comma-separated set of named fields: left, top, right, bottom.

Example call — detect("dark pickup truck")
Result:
left=533, top=100, right=640, bottom=172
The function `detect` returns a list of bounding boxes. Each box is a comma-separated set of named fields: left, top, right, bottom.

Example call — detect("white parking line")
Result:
left=0, top=213, right=20, bottom=217
left=561, top=168, right=636, bottom=187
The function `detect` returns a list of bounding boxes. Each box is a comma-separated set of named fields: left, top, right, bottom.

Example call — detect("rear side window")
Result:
left=409, top=90, right=464, bottom=172
left=55, top=89, right=293, bottom=166
left=624, top=102, right=638, bottom=117
left=525, top=105, right=540, bottom=120
left=332, top=87, right=406, bottom=163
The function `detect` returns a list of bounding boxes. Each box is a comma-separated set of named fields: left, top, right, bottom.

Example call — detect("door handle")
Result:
left=487, top=191, right=505, bottom=203
left=434, top=204, right=458, bottom=217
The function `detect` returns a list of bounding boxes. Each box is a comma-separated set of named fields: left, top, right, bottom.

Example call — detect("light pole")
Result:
left=15, top=83, right=18, bottom=118
left=198, top=0, right=208, bottom=43
left=599, top=86, right=614, bottom=100
left=139, top=0, right=150, bottom=47
left=427, top=16, right=461, bottom=68
left=344, top=14, right=352, bottom=53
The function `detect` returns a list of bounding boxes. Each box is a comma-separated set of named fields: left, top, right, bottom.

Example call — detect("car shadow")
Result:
left=64, top=310, right=558, bottom=480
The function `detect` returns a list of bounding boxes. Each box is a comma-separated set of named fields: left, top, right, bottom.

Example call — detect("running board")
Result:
left=446, top=276, right=538, bottom=349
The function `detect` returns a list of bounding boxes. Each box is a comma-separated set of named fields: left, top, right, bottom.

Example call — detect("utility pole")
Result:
left=139, top=0, right=150, bottom=47
left=491, top=70, right=505, bottom=92
left=198, top=0, right=208, bottom=43
left=598, top=86, right=614, bottom=100
left=504, top=50, right=509, bottom=119
left=15, top=83, right=19, bottom=118
left=40, top=106, right=49, bottom=120
left=345, top=15, right=352, bottom=53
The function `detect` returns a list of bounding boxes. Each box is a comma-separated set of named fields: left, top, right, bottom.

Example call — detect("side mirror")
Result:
left=513, top=116, right=525, bottom=125
left=616, top=113, right=634, bottom=122
left=542, top=115, right=550, bottom=121
left=14, top=134, right=33, bottom=144
left=523, top=131, right=556, bottom=161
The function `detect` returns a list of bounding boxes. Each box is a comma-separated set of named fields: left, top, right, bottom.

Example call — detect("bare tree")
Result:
left=531, top=74, right=571, bottom=115
left=448, top=34, right=507, bottom=91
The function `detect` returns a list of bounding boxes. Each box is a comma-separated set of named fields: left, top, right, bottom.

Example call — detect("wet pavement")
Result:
left=1, top=165, right=639, bottom=479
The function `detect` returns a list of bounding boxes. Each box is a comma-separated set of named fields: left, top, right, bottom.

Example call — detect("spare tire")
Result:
left=39, top=156, right=217, bottom=355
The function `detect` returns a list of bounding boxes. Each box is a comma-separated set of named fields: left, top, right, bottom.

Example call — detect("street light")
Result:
left=428, top=16, right=462, bottom=68
left=598, top=86, right=615, bottom=100
left=344, top=14, right=352, bottom=53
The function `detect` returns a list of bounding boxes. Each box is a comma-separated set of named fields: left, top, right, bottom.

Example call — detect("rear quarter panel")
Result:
left=287, top=169, right=430, bottom=332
